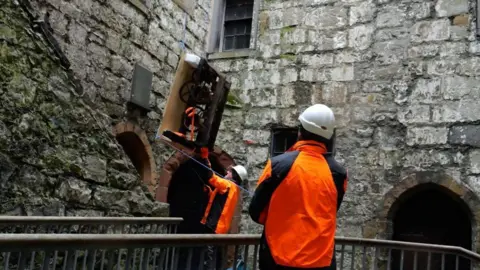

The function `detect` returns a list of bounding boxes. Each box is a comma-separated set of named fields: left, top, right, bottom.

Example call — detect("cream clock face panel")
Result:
left=173, top=0, right=196, bottom=16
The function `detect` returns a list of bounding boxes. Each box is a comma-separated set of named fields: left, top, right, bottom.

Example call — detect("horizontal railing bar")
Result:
left=336, top=237, right=480, bottom=261
left=0, top=234, right=478, bottom=263
left=0, top=234, right=261, bottom=251
left=0, top=216, right=183, bottom=225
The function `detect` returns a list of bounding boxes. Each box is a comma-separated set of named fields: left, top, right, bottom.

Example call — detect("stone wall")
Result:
left=29, top=0, right=212, bottom=172
left=5, top=0, right=480, bottom=243
left=0, top=1, right=168, bottom=217
left=209, top=0, right=480, bottom=238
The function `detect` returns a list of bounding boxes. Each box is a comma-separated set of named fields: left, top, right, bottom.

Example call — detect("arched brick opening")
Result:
left=364, top=171, right=480, bottom=254
left=113, top=122, right=157, bottom=194
left=156, top=146, right=242, bottom=234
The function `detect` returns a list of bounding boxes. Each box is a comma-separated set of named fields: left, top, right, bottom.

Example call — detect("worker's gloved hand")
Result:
left=172, top=131, right=186, bottom=138
left=185, top=107, right=196, bottom=118
left=199, top=147, right=209, bottom=159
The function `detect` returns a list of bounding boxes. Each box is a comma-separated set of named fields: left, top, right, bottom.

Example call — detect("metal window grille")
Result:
left=223, top=0, right=254, bottom=51
left=270, top=128, right=298, bottom=157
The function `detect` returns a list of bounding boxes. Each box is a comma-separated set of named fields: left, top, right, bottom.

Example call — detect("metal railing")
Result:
left=0, top=216, right=183, bottom=235
left=0, top=234, right=478, bottom=270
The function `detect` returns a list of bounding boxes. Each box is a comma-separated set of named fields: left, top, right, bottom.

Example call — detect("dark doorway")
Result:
left=391, top=183, right=472, bottom=270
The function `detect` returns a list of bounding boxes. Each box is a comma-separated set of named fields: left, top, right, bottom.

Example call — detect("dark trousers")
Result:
left=259, top=234, right=337, bottom=270
left=204, top=227, right=224, bottom=270
left=176, top=223, right=224, bottom=270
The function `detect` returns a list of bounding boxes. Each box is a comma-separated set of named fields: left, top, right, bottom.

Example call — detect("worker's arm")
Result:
left=208, top=174, right=230, bottom=194
left=247, top=159, right=278, bottom=224
left=324, top=154, right=349, bottom=210
left=249, top=152, right=298, bottom=224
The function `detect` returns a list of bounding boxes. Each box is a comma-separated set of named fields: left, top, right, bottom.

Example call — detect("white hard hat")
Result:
left=298, top=104, right=336, bottom=140
left=231, top=165, right=248, bottom=182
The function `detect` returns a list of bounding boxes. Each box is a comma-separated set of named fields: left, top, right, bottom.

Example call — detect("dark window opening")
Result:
left=392, top=183, right=472, bottom=270
left=223, top=0, right=253, bottom=51
left=270, top=128, right=298, bottom=157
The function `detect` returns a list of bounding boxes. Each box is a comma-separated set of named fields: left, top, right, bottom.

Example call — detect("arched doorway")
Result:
left=390, top=183, right=472, bottom=270
left=113, top=122, right=157, bottom=193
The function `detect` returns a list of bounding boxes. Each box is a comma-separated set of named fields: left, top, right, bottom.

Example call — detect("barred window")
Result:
left=270, top=128, right=298, bottom=157
left=223, top=0, right=254, bottom=51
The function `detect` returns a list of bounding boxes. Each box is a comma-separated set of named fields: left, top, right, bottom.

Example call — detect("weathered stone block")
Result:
left=466, top=176, right=480, bottom=195
left=321, top=82, right=348, bottom=105
left=375, top=27, right=410, bottom=42
left=376, top=3, right=406, bottom=28
left=356, top=63, right=405, bottom=80
left=411, top=20, right=450, bottom=43
left=435, top=0, right=469, bottom=17
left=408, top=2, right=432, bottom=20
left=403, top=150, right=452, bottom=169
left=301, top=54, right=334, bottom=67
left=442, top=75, right=480, bottom=100
left=432, top=101, right=480, bottom=123
left=281, top=27, right=307, bottom=44
left=449, top=126, right=480, bottom=147
left=276, top=85, right=297, bottom=108
left=335, top=50, right=373, bottom=63
left=374, top=126, right=405, bottom=150
left=397, top=105, right=431, bottom=124
left=57, top=178, right=92, bottom=204
left=349, top=1, right=376, bottom=25
left=0, top=153, right=16, bottom=186
left=372, top=39, right=408, bottom=65
left=67, top=23, right=88, bottom=46
left=348, top=24, right=374, bottom=50
left=279, top=108, right=302, bottom=127
left=92, top=186, right=130, bottom=213
left=406, top=127, right=448, bottom=146
left=330, top=65, right=354, bottom=81
left=268, top=7, right=304, bottom=29
left=350, top=93, right=390, bottom=106
left=242, top=88, right=277, bottom=107
left=426, top=59, right=459, bottom=76
left=469, top=150, right=480, bottom=174
left=81, top=155, right=107, bottom=183
left=242, top=130, right=271, bottom=146
left=409, top=78, right=442, bottom=104
left=305, top=6, right=348, bottom=29
left=308, top=31, right=348, bottom=51
left=440, top=42, right=467, bottom=57
left=246, top=147, right=269, bottom=167
left=245, top=109, right=278, bottom=128
left=407, top=44, right=439, bottom=58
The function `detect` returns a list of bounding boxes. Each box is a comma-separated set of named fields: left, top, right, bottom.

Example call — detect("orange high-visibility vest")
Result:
left=201, top=174, right=239, bottom=234
left=249, top=140, right=348, bottom=268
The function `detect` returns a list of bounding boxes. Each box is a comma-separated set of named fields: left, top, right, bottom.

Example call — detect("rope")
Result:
left=156, top=133, right=254, bottom=197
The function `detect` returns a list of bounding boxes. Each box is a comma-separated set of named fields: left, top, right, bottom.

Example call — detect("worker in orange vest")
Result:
left=249, top=104, right=348, bottom=270
left=195, top=147, right=247, bottom=269
left=196, top=147, right=247, bottom=234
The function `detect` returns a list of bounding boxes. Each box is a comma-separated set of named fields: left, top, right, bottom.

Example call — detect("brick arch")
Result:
left=363, top=171, right=480, bottom=252
left=156, top=146, right=242, bottom=233
left=112, top=122, right=157, bottom=194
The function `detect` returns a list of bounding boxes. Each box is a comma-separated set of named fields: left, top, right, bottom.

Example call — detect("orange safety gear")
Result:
left=249, top=140, right=348, bottom=270
left=201, top=174, right=239, bottom=234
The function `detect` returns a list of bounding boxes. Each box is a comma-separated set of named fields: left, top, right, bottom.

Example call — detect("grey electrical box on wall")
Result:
left=129, top=62, right=152, bottom=112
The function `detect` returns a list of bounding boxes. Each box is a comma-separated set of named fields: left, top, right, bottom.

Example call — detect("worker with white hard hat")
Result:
left=249, top=104, right=348, bottom=270
left=189, top=146, right=247, bottom=269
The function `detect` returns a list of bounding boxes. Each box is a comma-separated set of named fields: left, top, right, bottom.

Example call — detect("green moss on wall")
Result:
left=226, top=91, right=243, bottom=109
